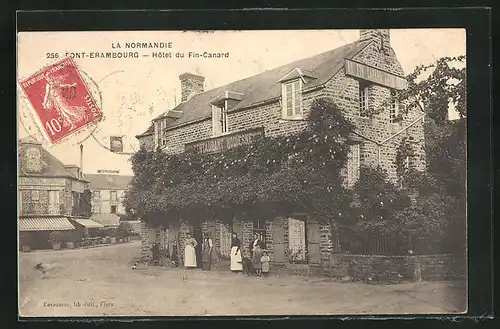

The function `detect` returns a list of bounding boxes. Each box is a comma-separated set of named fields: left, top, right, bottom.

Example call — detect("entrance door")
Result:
left=192, top=226, right=202, bottom=268
left=273, top=216, right=285, bottom=264
left=288, top=217, right=307, bottom=263
left=307, top=222, right=321, bottom=265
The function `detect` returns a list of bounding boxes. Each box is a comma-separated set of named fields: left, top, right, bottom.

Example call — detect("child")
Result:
left=261, top=250, right=270, bottom=276
left=252, top=242, right=263, bottom=276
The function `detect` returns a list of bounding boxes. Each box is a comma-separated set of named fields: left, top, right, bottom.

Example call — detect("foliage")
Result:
left=118, top=221, right=133, bottom=237
left=346, top=166, right=412, bottom=233
left=124, top=98, right=355, bottom=226
left=72, top=189, right=92, bottom=217
left=397, top=55, right=466, bottom=123
left=125, top=55, right=467, bottom=257
left=425, top=118, right=466, bottom=199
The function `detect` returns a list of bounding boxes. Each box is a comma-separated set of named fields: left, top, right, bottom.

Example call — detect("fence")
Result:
left=336, top=226, right=450, bottom=255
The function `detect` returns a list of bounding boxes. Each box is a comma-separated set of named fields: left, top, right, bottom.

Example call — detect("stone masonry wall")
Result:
left=325, top=68, right=426, bottom=183
left=163, top=119, right=213, bottom=155
left=240, top=220, right=254, bottom=258
left=326, top=254, right=464, bottom=282
left=137, top=134, right=154, bottom=152
left=319, top=223, right=333, bottom=268
left=264, top=220, right=274, bottom=262
left=228, top=89, right=323, bottom=139
left=354, top=34, right=405, bottom=77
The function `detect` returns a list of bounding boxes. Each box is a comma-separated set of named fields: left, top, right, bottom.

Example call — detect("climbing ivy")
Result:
left=124, top=97, right=356, bottom=226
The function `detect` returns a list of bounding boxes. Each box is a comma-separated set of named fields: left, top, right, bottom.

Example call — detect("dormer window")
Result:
left=212, top=103, right=228, bottom=136
left=282, top=79, right=303, bottom=119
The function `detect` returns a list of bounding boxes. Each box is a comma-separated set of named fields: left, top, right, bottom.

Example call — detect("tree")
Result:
left=397, top=56, right=467, bottom=256
left=398, top=55, right=466, bottom=123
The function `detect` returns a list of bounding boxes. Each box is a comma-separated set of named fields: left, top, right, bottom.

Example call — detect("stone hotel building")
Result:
left=136, top=29, right=426, bottom=271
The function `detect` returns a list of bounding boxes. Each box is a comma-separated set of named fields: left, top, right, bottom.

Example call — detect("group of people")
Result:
left=230, top=232, right=270, bottom=276
left=150, top=231, right=271, bottom=275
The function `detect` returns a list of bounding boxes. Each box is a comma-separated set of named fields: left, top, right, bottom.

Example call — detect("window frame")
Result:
left=92, top=204, right=101, bottom=214
left=110, top=205, right=117, bottom=214
left=212, top=102, right=229, bottom=137
left=253, top=219, right=266, bottom=246
left=48, top=190, right=60, bottom=215
left=31, top=190, right=40, bottom=201
left=281, top=79, right=303, bottom=119
left=359, top=82, right=369, bottom=117
left=110, top=190, right=117, bottom=201
left=389, top=90, right=399, bottom=123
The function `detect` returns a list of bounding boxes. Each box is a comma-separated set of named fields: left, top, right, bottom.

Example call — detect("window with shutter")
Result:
left=212, top=104, right=228, bottom=136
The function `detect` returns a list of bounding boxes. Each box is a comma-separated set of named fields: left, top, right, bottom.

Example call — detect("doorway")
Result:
left=287, top=216, right=307, bottom=264
left=192, top=225, right=203, bottom=268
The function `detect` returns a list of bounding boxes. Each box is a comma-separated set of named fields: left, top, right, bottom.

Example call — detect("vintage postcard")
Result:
left=17, top=29, right=467, bottom=317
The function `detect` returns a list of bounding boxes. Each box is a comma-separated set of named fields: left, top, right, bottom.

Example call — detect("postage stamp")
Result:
left=18, top=57, right=102, bottom=144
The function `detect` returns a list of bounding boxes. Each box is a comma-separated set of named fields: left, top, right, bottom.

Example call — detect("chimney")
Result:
left=179, top=73, right=205, bottom=102
left=19, top=138, right=43, bottom=174
left=359, top=29, right=390, bottom=49
left=80, top=144, right=84, bottom=175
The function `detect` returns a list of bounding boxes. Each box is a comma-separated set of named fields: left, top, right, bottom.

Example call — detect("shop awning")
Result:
left=71, top=218, right=104, bottom=228
left=19, top=217, right=75, bottom=232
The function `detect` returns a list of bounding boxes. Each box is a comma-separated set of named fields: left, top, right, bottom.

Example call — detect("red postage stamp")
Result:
left=19, top=57, right=102, bottom=144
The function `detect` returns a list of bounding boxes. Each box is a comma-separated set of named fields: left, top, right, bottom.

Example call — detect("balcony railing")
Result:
left=185, top=127, right=265, bottom=155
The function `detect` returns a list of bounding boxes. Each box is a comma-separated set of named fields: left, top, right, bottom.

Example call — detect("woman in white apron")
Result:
left=184, top=232, right=198, bottom=269
left=230, top=232, right=242, bottom=272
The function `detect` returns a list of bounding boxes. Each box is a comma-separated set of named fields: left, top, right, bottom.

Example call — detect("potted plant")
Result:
left=20, top=235, right=31, bottom=252
left=49, top=231, right=64, bottom=250
left=109, top=230, right=117, bottom=244
left=65, top=232, right=75, bottom=249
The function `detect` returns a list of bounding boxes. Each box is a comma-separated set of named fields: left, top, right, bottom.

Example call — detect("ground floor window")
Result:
left=253, top=219, right=266, bottom=248
left=288, top=216, right=307, bottom=263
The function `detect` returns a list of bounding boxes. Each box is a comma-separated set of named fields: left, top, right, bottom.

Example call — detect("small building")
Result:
left=91, top=213, right=120, bottom=228
left=18, top=137, right=101, bottom=250
left=86, top=171, right=133, bottom=215
left=136, top=29, right=426, bottom=272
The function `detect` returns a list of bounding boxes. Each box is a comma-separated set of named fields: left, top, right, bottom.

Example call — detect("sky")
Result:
left=17, top=29, right=466, bottom=175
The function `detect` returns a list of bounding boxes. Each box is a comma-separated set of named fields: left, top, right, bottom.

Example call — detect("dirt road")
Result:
left=19, top=241, right=467, bottom=317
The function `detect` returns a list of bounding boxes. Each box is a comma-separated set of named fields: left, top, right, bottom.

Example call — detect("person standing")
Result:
left=250, top=232, right=263, bottom=259
left=201, top=234, right=213, bottom=271
left=252, top=242, right=264, bottom=277
left=171, top=240, right=179, bottom=267
left=230, top=232, right=243, bottom=272
left=184, top=232, right=198, bottom=269
left=261, top=250, right=270, bottom=276
left=150, top=242, right=160, bottom=266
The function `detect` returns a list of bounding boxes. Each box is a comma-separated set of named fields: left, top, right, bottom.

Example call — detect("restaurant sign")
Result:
left=185, top=127, right=265, bottom=154
left=345, top=59, right=407, bottom=90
